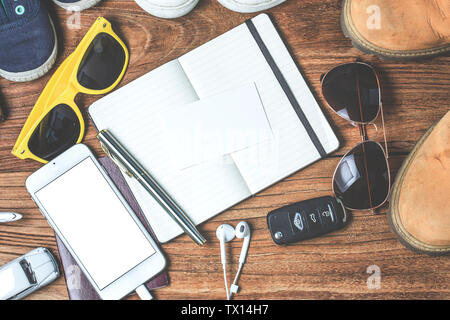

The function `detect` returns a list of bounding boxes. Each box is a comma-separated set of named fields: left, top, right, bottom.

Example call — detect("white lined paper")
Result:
left=89, top=14, right=339, bottom=242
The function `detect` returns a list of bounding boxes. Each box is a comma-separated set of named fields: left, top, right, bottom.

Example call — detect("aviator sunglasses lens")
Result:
left=322, top=63, right=380, bottom=123
left=77, top=33, right=126, bottom=91
left=28, top=104, right=81, bottom=161
left=333, top=141, right=389, bottom=210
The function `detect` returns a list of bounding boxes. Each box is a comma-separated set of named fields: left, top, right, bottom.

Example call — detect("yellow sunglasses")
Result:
left=12, top=17, right=129, bottom=163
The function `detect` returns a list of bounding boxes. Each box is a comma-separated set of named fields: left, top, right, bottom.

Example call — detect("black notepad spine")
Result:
left=245, top=19, right=327, bottom=158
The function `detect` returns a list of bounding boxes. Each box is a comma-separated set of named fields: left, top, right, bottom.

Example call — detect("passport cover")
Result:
left=55, top=156, right=169, bottom=300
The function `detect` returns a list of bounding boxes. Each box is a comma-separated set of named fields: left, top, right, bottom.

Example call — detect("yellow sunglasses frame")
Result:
left=12, top=17, right=129, bottom=164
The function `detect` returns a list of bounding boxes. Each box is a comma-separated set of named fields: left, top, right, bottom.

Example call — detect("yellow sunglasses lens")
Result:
left=28, top=104, right=81, bottom=162
left=77, top=33, right=127, bottom=91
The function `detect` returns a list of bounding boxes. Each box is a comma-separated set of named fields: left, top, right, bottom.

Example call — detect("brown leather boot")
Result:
left=341, top=0, right=450, bottom=60
left=389, top=111, right=450, bottom=255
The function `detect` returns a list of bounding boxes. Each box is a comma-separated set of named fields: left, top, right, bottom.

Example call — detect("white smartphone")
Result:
left=26, top=144, right=166, bottom=300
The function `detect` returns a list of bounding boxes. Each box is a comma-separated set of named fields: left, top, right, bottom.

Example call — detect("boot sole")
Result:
left=0, top=17, right=58, bottom=82
left=53, top=0, right=102, bottom=11
left=340, top=0, right=450, bottom=61
left=388, top=120, right=450, bottom=256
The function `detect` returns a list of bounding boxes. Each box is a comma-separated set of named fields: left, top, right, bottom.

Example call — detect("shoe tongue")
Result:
left=0, top=0, right=34, bottom=24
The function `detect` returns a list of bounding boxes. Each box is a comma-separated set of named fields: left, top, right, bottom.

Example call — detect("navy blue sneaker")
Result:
left=53, top=0, right=101, bottom=11
left=0, top=1, right=57, bottom=82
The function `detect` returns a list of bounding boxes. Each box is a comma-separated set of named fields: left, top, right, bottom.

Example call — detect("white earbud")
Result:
left=235, top=221, right=251, bottom=265
left=216, top=224, right=235, bottom=300
left=216, top=221, right=251, bottom=300
left=216, top=224, right=235, bottom=265
left=229, top=221, right=251, bottom=297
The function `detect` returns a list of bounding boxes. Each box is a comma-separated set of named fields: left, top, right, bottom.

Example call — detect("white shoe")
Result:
left=134, top=0, right=199, bottom=19
left=217, top=0, right=286, bottom=13
left=53, top=0, right=102, bottom=12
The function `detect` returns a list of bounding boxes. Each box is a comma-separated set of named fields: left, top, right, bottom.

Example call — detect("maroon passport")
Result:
left=55, top=156, right=169, bottom=300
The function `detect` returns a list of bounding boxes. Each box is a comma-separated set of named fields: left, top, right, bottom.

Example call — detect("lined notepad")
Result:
left=88, top=14, right=339, bottom=243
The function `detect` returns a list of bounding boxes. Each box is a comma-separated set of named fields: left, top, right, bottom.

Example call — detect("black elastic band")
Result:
left=245, top=19, right=327, bottom=158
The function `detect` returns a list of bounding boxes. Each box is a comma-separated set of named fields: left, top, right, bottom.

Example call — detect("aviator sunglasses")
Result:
left=321, top=62, right=390, bottom=212
left=12, top=17, right=129, bottom=163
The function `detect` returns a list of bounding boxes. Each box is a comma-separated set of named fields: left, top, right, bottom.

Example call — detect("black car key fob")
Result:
left=267, top=196, right=347, bottom=245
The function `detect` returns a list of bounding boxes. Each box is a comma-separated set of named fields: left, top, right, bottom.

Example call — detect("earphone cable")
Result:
left=229, top=262, right=244, bottom=298
left=223, top=264, right=230, bottom=300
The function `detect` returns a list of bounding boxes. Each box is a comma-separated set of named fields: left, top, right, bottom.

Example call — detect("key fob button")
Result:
left=274, top=231, right=283, bottom=240
left=318, top=204, right=334, bottom=225
left=289, top=211, right=306, bottom=233
left=304, top=210, right=321, bottom=233
left=293, top=212, right=304, bottom=231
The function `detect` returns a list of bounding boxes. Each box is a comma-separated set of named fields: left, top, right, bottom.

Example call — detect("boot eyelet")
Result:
left=15, top=5, right=25, bottom=15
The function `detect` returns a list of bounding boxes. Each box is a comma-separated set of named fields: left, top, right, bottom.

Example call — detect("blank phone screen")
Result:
left=35, top=157, right=156, bottom=290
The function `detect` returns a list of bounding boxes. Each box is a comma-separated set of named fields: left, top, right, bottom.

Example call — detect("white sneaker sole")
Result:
left=134, top=0, right=199, bottom=19
left=0, top=17, right=58, bottom=82
left=217, top=0, right=286, bottom=13
left=53, top=0, right=102, bottom=12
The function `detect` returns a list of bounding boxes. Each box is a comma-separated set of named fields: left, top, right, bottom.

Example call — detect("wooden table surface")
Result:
left=0, top=0, right=449, bottom=300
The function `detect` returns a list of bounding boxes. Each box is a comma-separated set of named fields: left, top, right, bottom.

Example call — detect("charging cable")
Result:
left=136, top=284, right=153, bottom=300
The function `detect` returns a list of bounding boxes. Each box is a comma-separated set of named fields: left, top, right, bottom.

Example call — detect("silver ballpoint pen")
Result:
left=0, top=212, right=23, bottom=224
left=97, top=129, right=206, bottom=246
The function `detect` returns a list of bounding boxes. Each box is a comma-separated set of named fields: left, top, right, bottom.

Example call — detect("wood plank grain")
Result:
left=0, top=0, right=448, bottom=300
